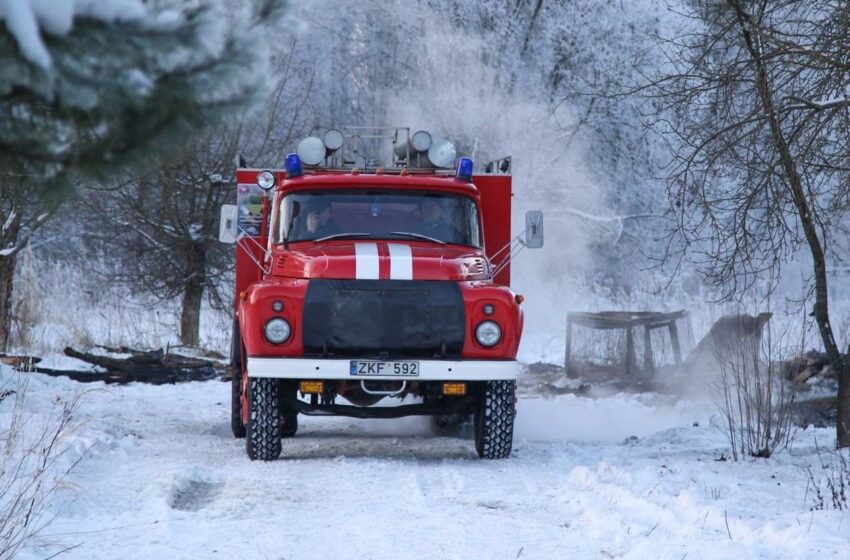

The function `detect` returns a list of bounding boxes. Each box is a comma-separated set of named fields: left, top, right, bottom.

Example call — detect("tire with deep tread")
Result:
left=474, top=380, right=516, bottom=459
left=246, top=377, right=282, bottom=461
left=230, top=321, right=246, bottom=439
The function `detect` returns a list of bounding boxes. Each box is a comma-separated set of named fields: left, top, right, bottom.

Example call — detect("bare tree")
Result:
left=85, top=134, right=240, bottom=347
left=0, top=180, right=61, bottom=350
left=647, top=0, right=850, bottom=446
left=85, top=46, right=314, bottom=346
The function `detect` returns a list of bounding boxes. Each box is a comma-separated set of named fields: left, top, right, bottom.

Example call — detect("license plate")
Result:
left=349, top=360, right=419, bottom=377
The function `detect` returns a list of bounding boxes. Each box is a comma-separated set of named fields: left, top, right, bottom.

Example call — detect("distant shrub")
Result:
left=711, top=322, right=796, bottom=459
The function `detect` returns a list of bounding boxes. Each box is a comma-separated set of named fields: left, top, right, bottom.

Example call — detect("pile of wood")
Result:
left=3, top=346, right=228, bottom=385
left=782, top=350, right=838, bottom=389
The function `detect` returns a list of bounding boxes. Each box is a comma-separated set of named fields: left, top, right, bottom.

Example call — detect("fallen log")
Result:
left=17, top=346, right=228, bottom=385
left=27, top=365, right=224, bottom=385
left=64, top=346, right=220, bottom=370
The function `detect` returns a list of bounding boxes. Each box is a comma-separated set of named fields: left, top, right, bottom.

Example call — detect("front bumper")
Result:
left=246, top=357, right=519, bottom=381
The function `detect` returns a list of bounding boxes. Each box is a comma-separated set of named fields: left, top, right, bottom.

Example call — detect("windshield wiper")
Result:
left=389, top=231, right=446, bottom=245
left=314, top=232, right=373, bottom=243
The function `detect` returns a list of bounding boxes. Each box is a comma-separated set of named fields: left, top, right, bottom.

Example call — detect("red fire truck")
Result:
left=219, top=127, right=543, bottom=461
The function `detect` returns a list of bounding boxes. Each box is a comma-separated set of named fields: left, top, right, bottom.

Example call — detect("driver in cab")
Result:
left=414, top=197, right=457, bottom=242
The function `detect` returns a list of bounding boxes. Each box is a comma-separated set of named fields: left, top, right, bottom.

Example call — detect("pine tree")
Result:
left=0, top=0, right=287, bottom=350
left=0, top=0, right=288, bottom=190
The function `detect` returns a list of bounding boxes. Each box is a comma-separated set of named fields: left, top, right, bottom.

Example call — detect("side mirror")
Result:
left=219, top=204, right=238, bottom=243
left=525, top=210, right=544, bottom=248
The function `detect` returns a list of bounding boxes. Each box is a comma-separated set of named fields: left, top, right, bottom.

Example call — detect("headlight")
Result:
left=475, top=321, right=501, bottom=347
left=257, top=170, right=275, bottom=190
left=264, top=318, right=291, bottom=344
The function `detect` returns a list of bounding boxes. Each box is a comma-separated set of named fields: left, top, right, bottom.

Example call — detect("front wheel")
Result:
left=230, top=320, right=245, bottom=438
left=231, top=370, right=246, bottom=438
left=474, top=381, right=516, bottom=459
left=246, top=378, right=282, bottom=461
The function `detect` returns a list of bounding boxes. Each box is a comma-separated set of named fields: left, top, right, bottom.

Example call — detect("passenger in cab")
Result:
left=305, top=199, right=339, bottom=238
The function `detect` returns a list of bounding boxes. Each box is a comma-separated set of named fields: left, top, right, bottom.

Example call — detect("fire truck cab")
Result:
left=219, top=127, right=543, bottom=461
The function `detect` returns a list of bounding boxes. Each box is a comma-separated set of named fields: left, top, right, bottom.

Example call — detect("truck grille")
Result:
left=302, top=280, right=465, bottom=359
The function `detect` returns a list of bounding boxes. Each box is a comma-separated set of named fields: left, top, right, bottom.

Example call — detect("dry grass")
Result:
left=805, top=440, right=849, bottom=511
left=0, top=370, right=86, bottom=558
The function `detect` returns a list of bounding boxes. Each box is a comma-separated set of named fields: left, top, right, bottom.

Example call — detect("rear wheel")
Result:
left=432, top=413, right=470, bottom=437
left=278, top=381, right=298, bottom=438
left=474, top=380, right=516, bottom=459
left=281, top=409, right=298, bottom=437
left=230, top=321, right=246, bottom=439
left=246, top=378, right=282, bottom=461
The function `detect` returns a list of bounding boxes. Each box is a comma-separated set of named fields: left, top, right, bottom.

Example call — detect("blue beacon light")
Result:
left=456, top=157, right=473, bottom=182
left=285, top=153, right=303, bottom=178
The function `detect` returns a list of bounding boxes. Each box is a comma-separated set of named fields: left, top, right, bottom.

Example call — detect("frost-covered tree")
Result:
left=647, top=0, right=850, bottom=446
left=290, top=0, right=678, bottom=291
left=83, top=44, right=315, bottom=347
left=0, top=179, right=61, bottom=349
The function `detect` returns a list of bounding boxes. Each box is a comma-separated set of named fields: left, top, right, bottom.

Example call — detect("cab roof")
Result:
left=278, top=170, right=480, bottom=196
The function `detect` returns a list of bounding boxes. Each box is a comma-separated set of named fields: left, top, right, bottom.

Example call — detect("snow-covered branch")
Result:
left=786, top=94, right=850, bottom=112
left=0, top=0, right=146, bottom=69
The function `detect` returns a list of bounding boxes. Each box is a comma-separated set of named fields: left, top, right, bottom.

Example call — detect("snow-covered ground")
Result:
left=6, top=368, right=848, bottom=560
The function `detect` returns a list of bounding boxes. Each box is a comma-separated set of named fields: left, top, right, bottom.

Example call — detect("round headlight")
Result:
left=475, top=321, right=501, bottom=347
left=257, top=170, right=275, bottom=190
left=264, top=318, right=291, bottom=344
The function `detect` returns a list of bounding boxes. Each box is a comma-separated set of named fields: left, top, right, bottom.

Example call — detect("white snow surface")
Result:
left=5, top=367, right=847, bottom=560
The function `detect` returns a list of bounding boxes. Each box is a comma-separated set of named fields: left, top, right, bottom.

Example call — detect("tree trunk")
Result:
left=179, top=245, right=206, bottom=347
left=0, top=208, right=21, bottom=352
left=0, top=254, right=16, bottom=351
left=729, top=0, right=850, bottom=446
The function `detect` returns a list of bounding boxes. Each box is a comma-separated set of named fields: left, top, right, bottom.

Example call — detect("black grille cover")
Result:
left=302, top=280, right=465, bottom=358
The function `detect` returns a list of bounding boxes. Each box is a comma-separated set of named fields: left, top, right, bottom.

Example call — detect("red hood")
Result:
left=270, top=240, right=491, bottom=281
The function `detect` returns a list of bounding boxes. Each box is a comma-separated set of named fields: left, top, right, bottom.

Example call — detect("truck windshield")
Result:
left=277, top=190, right=482, bottom=247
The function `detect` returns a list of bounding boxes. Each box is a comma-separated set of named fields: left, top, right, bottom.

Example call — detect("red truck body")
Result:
left=226, top=144, right=529, bottom=461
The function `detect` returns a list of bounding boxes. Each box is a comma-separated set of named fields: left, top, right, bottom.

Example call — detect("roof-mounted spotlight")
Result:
left=257, top=170, right=276, bottom=190
left=297, top=136, right=326, bottom=166
left=323, top=129, right=344, bottom=153
left=427, top=138, right=457, bottom=168
left=411, top=130, right=432, bottom=152
left=455, top=157, right=474, bottom=182
left=284, top=153, right=303, bottom=178
left=394, top=129, right=433, bottom=161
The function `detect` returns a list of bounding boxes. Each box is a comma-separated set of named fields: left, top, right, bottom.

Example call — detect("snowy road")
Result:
left=11, top=373, right=850, bottom=560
